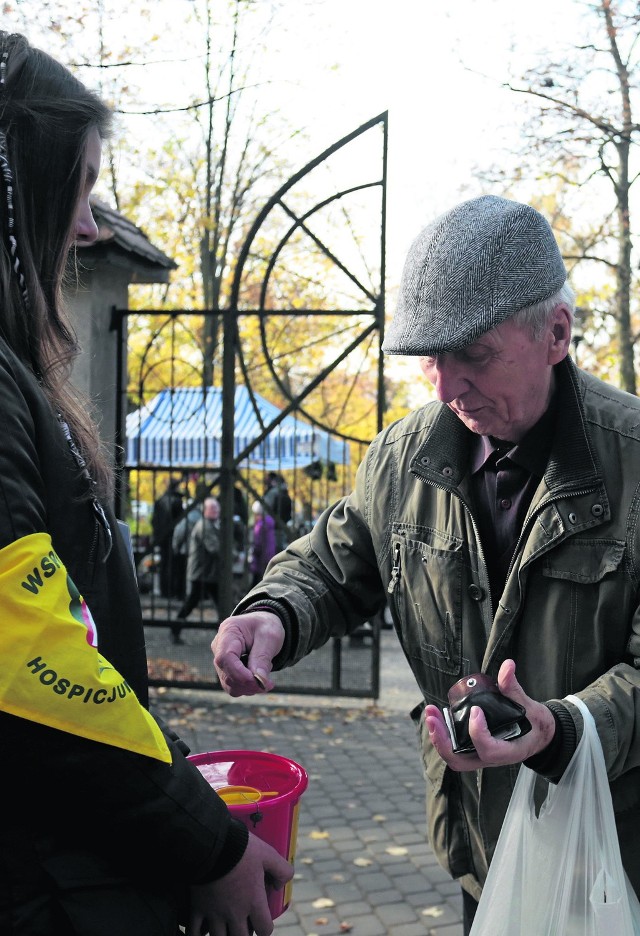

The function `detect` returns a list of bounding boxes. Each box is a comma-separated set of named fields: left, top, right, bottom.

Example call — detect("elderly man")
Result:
left=212, top=195, right=640, bottom=932
left=173, top=496, right=222, bottom=642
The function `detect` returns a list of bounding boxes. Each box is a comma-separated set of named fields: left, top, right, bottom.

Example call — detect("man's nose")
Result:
left=432, top=355, right=469, bottom=403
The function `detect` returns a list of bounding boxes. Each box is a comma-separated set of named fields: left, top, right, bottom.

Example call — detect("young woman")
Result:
left=0, top=31, right=291, bottom=936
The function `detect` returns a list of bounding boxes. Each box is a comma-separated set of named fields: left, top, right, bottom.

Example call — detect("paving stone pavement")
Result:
left=150, top=632, right=464, bottom=936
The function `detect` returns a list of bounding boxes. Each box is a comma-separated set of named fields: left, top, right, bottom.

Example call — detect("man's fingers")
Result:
left=211, top=650, right=277, bottom=696
left=425, top=706, right=454, bottom=755
left=251, top=667, right=273, bottom=691
left=467, top=705, right=502, bottom=757
left=240, top=653, right=274, bottom=692
left=212, top=644, right=262, bottom=696
left=497, top=658, right=520, bottom=697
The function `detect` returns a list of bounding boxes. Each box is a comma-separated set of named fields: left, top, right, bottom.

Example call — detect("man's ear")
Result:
left=548, top=305, right=573, bottom=365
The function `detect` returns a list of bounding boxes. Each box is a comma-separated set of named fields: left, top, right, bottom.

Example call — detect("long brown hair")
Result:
left=0, top=32, right=113, bottom=495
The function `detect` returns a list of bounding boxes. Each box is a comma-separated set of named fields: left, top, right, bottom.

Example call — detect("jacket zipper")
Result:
left=88, top=516, right=100, bottom=566
left=387, top=542, right=401, bottom=595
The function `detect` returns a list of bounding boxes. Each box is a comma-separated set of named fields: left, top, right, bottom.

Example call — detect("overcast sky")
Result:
left=20, top=0, right=591, bottom=289
left=266, top=0, right=584, bottom=278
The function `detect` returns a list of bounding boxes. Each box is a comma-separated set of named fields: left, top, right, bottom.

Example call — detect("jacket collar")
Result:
left=410, top=357, right=603, bottom=495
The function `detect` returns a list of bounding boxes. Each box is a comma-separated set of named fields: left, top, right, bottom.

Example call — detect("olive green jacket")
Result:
left=237, top=358, right=640, bottom=898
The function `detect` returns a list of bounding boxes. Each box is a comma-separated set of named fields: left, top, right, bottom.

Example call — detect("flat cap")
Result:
left=382, top=195, right=567, bottom=356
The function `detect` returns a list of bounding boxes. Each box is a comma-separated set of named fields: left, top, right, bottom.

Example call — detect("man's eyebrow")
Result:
left=453, top=343, right=494, bottom=359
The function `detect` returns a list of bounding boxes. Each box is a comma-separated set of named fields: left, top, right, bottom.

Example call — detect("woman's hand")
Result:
left=187, top=832, right=293, bottom=936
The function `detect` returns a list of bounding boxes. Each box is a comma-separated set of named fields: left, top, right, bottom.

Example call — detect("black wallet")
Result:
left=443, top=673, right=532, bottom=754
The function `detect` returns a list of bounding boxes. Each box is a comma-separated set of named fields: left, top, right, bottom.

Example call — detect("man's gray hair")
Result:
left=203, top=496, right=220, bottom=517
left=511, top=280, right=576, bottom=340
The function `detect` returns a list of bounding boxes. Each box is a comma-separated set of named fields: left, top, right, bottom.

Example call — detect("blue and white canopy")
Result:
left=125, top=386, right=349, bottom=470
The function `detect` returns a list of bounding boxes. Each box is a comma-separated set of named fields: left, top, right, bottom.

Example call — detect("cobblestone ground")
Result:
left=151, top=633, right=464, bottom=936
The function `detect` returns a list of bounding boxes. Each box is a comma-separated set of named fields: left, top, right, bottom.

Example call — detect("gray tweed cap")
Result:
left=382, top=195, right=567, bottom=356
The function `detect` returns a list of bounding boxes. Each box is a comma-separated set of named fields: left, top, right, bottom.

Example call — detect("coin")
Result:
left=253, top=671, right=268, bottom=690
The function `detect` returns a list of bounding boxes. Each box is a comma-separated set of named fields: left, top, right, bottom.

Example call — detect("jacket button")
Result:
left=442, top=466, right=453, bottom=477
left=591, top=503, right=604, bottom=517
left=468, top=584, right=485, bottom=601
left=420, top=456, right=430, bottom=466
left=568, top=512, right=577, bottom=524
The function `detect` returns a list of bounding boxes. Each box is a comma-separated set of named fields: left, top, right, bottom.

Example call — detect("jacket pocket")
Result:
left=389, top=528, right=465, bottom=685
left=517, top=538, right=629, bottom=695
left=542, top=538, right=625, bottom=583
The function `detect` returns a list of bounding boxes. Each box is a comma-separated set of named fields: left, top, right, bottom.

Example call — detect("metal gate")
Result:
left=115, top=113, right=388, bottom=698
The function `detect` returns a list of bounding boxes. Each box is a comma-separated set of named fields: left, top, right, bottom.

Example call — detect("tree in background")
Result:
left=485, top=0, right=640, bottom=393
left=12, top=0, right=301, bottom=361
left=13, top=1, right=390, bottom=452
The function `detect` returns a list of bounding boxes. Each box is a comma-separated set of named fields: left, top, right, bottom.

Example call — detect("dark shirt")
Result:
left=468, top=401, right=557, bottom=609
left=468, top=398, right=577, bottom=779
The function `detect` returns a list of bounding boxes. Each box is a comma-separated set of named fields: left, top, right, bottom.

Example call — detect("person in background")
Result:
left=151, top=477, right=183, bottom=598
left=233, top=483, right=249, bottom=527
left=171, top=483, right=208, bottom=606
left=212, top=195, right=640, bottom=934
left=263, top=471, right=292, bottom=551
left=0, top=32, right=291, bottom=936
left=174, top=497, right=222, bottom=638
left=249, top=500, right=277, bottom=588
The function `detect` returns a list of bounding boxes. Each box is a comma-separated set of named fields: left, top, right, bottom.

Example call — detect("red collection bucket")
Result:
left=188, top=749, right=308, bottom=919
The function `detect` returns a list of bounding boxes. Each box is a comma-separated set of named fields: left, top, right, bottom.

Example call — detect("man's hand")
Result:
left=187, top=832, right=293, bottom=936
left=425, top=659, right=556, bottom=771
left=212, top=611, right=285, bottom=697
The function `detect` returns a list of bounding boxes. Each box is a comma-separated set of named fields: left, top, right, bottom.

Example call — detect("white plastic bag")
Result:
left=470, top=695, right=640, bottom=935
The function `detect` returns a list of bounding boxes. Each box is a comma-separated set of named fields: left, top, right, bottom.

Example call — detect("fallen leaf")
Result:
left=147, top=658, right=201, bottom=682
left=315, top=917, right=329, bottom=925
left=309, top=830, right=330, bottom=840
left=422, top=906, right=445, bottom=918
left=353, top=857, right=373, bottom=867
left=301, top=857, right=314, bottom=865
left=312, top=898, right=335, bottom=909
left=340, top=923, right=353, bottom=932
left=372, top=814, right=386, bottom=822
left=386, top=846, right=408, bottom=856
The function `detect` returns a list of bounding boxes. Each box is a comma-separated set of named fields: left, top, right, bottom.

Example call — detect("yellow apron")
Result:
left=0, top=532, right=170, bottom=763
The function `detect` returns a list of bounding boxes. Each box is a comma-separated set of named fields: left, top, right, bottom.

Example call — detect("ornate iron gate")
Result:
left=115, top=113, right=388, bottom=698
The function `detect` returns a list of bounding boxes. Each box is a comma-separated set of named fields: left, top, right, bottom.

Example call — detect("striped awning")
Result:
left=125, top=386, right=349, bottom=469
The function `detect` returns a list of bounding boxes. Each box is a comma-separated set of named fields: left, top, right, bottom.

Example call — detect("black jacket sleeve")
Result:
left=0, top=341, right=247, bottom=886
